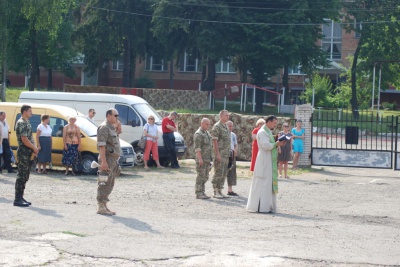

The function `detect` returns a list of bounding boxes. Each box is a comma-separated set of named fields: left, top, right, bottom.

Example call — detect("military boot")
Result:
left=196, top=193, right=210, bottom=199
left=218, top=189, right=229, bottom=198
left=104, top=203, right=116, bottom=215
left=21, top=190, right=31, bottom=205
left=97, top=203, right=113, bottom=215
left=14, top=193, right=30, bottom=207
left=213, top=189, right=224, bottom=199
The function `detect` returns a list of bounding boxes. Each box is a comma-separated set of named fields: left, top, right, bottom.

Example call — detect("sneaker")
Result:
left=227, top=191, right=239, bottom=196
left=278, top=175, right=282, bottom=178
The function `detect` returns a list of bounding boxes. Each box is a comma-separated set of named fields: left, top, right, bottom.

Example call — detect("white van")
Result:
left=2, top=102, right=135, bottom=175
left=19, top=92, right=187, bottom=166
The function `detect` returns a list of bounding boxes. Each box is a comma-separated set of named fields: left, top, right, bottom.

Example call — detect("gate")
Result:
left=311, top=109, right=399, bottom=169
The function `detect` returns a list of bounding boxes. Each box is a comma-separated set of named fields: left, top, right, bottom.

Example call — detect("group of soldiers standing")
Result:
left=194, top=110, right=237, bottom=199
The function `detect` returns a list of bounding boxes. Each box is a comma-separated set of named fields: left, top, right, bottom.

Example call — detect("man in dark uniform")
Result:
left=96, top=108, right=121, bottom=215
left=14, top=105, right=38, bottom=207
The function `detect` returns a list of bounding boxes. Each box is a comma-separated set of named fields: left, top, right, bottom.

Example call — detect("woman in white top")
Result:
left=143, top=115, right=164, bottom=169
left=36, top=114, right=53, bottom=174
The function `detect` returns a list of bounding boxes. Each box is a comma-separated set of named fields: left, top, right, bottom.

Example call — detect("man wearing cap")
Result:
left=162, top=111, right=180, bottom=168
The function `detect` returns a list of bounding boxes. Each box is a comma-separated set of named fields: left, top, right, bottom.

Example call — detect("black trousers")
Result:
left=1, top=139, right=13, bottom=171
left=163, top=132, right=179, bottom=167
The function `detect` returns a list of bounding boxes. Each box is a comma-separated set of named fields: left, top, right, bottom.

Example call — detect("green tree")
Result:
left=343, top=0, right=400, bottom=116
left=78, top=0, right=152, bottom=87
left=301, top=74, right=334, bottom=107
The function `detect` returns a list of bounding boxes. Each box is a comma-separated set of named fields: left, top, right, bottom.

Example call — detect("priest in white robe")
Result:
left=246, top=115, right=285, bottom=213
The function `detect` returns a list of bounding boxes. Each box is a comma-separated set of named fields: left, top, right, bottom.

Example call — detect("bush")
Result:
left=382, top=102, right=396, bottom=110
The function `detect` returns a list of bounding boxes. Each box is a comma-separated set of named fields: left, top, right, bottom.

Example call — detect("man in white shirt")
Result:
left=226, top=120, right=238, bottom=196
left=0, top=111, right=14, bottom=173
left=87, top=109, right=96, bottom=124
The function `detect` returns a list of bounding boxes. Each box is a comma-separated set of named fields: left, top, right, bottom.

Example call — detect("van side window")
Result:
left=49, top=117, right=68, bottom=137
left=15, top=114, right=41, bottom=133
left=115, top=104, right=141, bottom=126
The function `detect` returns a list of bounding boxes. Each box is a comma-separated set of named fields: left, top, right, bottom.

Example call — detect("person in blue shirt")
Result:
left=291, top=120, right=305, bottom=169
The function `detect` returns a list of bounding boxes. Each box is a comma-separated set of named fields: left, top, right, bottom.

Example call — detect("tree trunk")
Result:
left=351, top=36, right=362, bottom=119
left=1, top=43, right=6, bottom=102
left=282, top=65, right=289, bottom=105
left=202, top=58, right=216, bottom=91
left=47, top=68, right=53, bottom=90
left=255, top=88, right=264, bottom=114
left=122, top=38, right=131, bottom=87
left=169, top=60, right=174, bottom=89
left=29, top=28, right=38, bottom=91
left=129, top=51, right=136, bottom=87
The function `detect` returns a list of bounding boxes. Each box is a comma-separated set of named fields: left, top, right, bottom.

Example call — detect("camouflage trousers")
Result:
left=212, top=158, right=229, bottom=190
left=15, top=146, right=33, bottom=195
left=97, top=154, right=120, bottom=204
left=195, top=161, right=210, bottom=195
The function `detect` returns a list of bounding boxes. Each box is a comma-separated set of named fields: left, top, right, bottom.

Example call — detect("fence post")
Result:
left=295, top=104, right=313, bottom=167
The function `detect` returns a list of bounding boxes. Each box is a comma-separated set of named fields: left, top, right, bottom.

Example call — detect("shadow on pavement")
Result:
left=0, top=197, right=12, bottom=204
left=28, top=206, right=64, bottom=218
left=0, top=178, right=14, bottom=185
left=205, top=196, right=248, bottom=208
left=111, top=216, right=160, bottom=234
left=272, top=212, right=322, bottom=221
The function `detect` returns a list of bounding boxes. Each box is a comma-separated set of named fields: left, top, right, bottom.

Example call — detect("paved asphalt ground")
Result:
left=1, top=160, right=399, bottom=267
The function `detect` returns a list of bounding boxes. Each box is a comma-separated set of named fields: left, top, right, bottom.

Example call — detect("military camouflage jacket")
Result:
left=211, top=120, right=231, bottom=158
left=97, top=120, right=121, bottom=157
left=15, top=117, right=34, bottom=148
left=194, top=127, right=212, bottom=162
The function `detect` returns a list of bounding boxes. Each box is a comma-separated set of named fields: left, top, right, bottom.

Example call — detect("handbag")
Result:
left=138, top=124, right=149, bottom=150
left=138, top=136, right=146, bottom=150
left=73, top=152, right=84, bottom=173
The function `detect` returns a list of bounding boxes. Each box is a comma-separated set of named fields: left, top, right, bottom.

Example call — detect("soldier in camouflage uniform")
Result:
left=211, top=110, right=231, bottom=199
left=194, top=118, right=212, bottom=199
left=14, top=105, right=38, bottom=207
left=96, top=108, right=121, bottom=216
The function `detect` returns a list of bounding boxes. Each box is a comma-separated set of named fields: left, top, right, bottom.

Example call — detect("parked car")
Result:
left=1, top=102, right=135, bottom=174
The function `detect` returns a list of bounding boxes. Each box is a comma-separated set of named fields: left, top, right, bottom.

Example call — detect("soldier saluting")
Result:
left=194, top=118, right=212, bottom=199
left=96, top=108, right=121, bottom=215
left=14, top=105, right=38, bottom=207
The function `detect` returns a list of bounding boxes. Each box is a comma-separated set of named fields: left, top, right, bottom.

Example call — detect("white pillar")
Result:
left=252, top=87, right=256, bottom=113
left=371, top=64, right=376, bottom=111
left=244, top=84, right=247, bottom=112
left=240, top=84, right=244, bottom=111
left=377, top=66, right=382, bottom=113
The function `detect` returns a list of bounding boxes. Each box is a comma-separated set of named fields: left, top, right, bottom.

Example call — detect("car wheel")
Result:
left=134, top=148, right=144, bottom=166
left=78, top=154, right=98, bottom=175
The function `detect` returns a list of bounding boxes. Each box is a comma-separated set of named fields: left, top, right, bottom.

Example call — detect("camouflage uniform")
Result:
left=15, top=117, right=34, bottom=196
left=211, top=121, right=231, bottom=190
left=97, top=120, right=121, bottom=204
left=194, top=127, right=212, bottom=196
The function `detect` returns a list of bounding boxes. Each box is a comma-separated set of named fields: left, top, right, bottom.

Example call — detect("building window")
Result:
left=322, top=19, right=342, bottom=60
left=355, top=22, right=362, bottom=38
left=288, top=65, right=304, bottom=75
left=216, top=60, right=236, bottom=73
left=180, top=52, right=201, bottom=72
left=145, top=56, right=168, bottom=71
left=112, top=59, right=124, bottom=71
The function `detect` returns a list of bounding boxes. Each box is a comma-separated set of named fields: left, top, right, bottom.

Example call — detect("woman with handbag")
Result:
left=62, top=116, right=81, bottom=175
left=143, top=115, right=164, bottom=169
